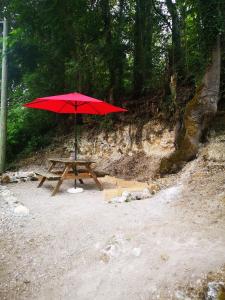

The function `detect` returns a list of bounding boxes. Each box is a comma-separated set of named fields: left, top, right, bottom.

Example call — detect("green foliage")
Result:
left=1, top=0, right=224, bottom=164
left=6, top=85, right=56, bottom=161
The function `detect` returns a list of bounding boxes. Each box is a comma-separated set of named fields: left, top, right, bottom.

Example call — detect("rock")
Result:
left=132, top=248, right=142, bottom=257
left=0, top=185, right=7, bottom=190
left=5, top=196, right=18, bottom=206
left=111, top=188, right=151, bottom=203
left=174, top=290, right=191, bottom=300
left=1, top=189, right=11, bottom=197
left=100, top=234, right=127, bottom=262
left=10, top=175, right=20, bottom=183
left=148, top=183, right=161, bottom=194
left=160, top=254, right=169, bottom=261
left=205, top=282, right=225, bottom=300
left=14, top=205, right=29, bottom=216
left=111, top=195, right=127, bottom=203
left=1, top=171, right=38, bottom=183
left=1, top=174, right=10, bottom=184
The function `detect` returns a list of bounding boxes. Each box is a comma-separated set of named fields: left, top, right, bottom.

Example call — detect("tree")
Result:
left=160, top=0, right=224, bottom=175
left=133, top=0, right=153, bottom=97
left=0, top=18, right=8, bottom=173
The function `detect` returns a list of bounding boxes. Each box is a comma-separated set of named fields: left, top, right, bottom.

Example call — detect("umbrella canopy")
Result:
left=23, top=92, right=127, bottom=114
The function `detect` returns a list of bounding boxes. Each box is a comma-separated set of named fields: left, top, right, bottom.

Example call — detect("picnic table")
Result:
left=35, top=158, right=103, bottom=196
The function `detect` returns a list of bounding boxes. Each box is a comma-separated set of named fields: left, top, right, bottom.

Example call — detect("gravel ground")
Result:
left=1, top=158, right=225, bottom=300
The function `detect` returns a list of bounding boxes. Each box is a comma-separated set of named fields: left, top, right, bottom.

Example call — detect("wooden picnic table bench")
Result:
left=36, top=158, right=103, bottom=196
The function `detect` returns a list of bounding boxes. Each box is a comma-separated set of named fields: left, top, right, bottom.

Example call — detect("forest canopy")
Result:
left=0, top=0, right=225, bottom=165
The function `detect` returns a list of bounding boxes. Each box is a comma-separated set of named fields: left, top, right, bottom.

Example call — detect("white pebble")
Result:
left=132, top=247, right=142, bottom=257
left=14, top=205, right=29, bottom=216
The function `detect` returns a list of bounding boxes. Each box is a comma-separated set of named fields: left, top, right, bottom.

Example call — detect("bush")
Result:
left=7, top=85, right=57, bottom=162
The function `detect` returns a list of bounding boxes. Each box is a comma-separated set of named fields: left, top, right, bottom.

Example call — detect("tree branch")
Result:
left=152, top=0, right=172, bottom=30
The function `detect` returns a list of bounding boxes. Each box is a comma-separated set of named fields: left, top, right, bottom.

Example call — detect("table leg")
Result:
left=72, top=166, right=84, bottom=186
left=51, top=179, right=63, bottom=196
left=38, top=161, right=56, bottom=188
left=51, top=165, right=70, bottom=196
left=86, top=165, right=103, bottom=191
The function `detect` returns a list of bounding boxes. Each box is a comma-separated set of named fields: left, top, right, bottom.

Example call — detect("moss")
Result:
left=159, top=86, right=204, bottom=175
left=218, top=290, right=225, bottom=300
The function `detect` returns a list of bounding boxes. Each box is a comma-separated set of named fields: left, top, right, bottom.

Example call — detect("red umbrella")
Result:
left=24, top=92, right=127, bottom=114
left=23, top=91, right=127, bottom=168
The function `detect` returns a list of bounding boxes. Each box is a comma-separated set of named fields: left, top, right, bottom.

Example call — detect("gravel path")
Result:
left=1, top=158, right=225, bottom=300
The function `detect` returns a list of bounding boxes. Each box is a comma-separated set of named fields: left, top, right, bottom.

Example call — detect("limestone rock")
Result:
left=148, top=183, right=161, bottom=194
left=14, top=205, right=30, bottom=216
left=63, top=121, right=175, bottom=173
left=132, top=248, right=142, bottom=257
left=205, top=282, right=225, bottom=300
left=111, top=188, right=151, bottom=203
left=1, top=172, right=37, bottom=184
left=174, top=290, right=191, bottom=300
left=1, top=189, right=11, bottom=197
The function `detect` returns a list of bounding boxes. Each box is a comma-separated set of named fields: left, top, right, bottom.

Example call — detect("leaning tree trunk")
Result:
left=159, top=36, right=221, bottom=175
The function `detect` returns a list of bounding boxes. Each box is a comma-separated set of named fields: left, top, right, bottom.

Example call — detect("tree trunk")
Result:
left=133, top=0, right=145, bottom=97
left=159, top=36, right=221, bottom=175
left=101, top=0, right=116, bottom=101
left=114, top=0, right=125, bottom=102
left=133, top=0, right=153, bottom=97
left=143, top=0, right=153, bottom=87
left=165, top=0, right=183, bottom=76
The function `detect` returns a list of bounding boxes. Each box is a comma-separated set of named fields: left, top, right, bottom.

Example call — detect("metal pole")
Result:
left=74, top=113, right=77, bottom=160
left=0, top=18, right=8, bottom=174
left=74, top=105, right=78, bottom=188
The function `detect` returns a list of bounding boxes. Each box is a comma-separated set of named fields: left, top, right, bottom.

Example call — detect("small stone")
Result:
left=1, top=190, right=11, bottom=196
left=14, top=205, right=29, bottom=216
left=95, top=243, right=101, bottom=249
left=23, top=280, right=31, bottom=284
left=174, top=290, right=191, bottom=300
left=0, top=185, right=7, bottom=190
left=9, top=176, right=19, bottom=183
left=132, top=248, right=142, bottom=257
left=160, top=254, right=169, bottom=261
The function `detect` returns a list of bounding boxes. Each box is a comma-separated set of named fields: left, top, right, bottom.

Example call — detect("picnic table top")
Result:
left=48, top=158, right=95, bottom=164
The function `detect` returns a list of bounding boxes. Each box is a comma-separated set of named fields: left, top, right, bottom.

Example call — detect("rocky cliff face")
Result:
left=64, top=120, right=175, bottom=181
left=15, top=112, right=225, bottom=182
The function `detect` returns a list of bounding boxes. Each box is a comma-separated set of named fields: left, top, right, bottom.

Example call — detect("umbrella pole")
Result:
left=74, top=113, right=77, bottom=188
left=74, top=113, right=78, bottom=160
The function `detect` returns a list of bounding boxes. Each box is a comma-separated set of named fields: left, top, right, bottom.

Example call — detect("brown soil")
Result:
left=103, top=151, right=159, bottom=182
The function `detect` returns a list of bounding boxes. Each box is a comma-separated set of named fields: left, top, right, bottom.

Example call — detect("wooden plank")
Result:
left=36, top=171, right=61, bottom=180
left=63, top=173, right=92, bottom=180
left=48, top=158, right=94, bottom=165
left=85, top=165, right=103, bottom=191
left=37, top=161, right=56, bottom=187
left=51, top=165, right=70, bottom=196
